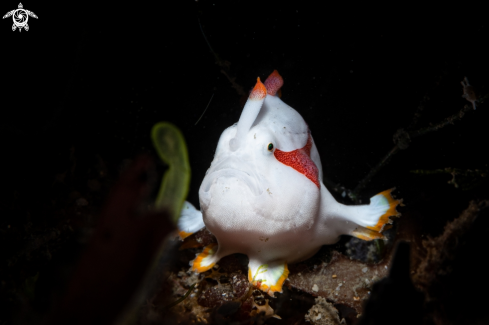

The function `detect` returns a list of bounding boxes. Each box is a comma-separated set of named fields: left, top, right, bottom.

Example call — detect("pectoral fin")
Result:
left=352, top=226, right=387, bottom=241
left=248, top=259, right=289, bottom=297
left=178, top=201, right=205, bottom=239
left=349, top=188, right=401, bottom=240
left=365, top=189, right=401, bottom=232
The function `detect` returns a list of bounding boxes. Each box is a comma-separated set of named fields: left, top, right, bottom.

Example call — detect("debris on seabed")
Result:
left=305, top=296, right=342, bottom=325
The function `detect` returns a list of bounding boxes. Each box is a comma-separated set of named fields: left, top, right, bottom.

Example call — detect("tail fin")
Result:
left=351, top=188, right=401, bottom=240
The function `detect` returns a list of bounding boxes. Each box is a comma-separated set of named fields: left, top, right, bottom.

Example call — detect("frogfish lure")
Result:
left=178, top=70, right=401, bottom=295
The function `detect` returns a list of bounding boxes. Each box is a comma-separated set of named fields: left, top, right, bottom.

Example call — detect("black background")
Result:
left=1, top=1, right=488, bottom=322
left=2, top=2, right=488, bottom=206
left=2, top=2, right=488, bottom=202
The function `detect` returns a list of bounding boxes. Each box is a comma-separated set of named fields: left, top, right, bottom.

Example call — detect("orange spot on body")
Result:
left=274, top=134, right=320, bottom=188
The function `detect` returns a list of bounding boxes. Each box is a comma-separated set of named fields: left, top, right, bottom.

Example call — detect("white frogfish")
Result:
left=178, top=70, right=400, bottom=295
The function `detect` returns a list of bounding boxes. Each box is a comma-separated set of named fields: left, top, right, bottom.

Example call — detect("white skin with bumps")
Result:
left=179, top=74, right=398, bottom=293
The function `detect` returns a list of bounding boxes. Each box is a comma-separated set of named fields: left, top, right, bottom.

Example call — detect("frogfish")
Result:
left=178, top=70, right=401, bottom=295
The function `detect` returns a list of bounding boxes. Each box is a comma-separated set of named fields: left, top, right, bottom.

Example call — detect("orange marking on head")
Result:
left=274, top=134, right=319, bottom=188
left=264, top=70, right=284, bottom=96
left=249, top=77, right=267, bottom=100
left=192, top=243, right=218, bottom=273
left=366, top=189, right=402, bottom=233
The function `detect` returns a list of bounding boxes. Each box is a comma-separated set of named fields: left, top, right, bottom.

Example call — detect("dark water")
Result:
left=2, top=2, right=488, bottom=324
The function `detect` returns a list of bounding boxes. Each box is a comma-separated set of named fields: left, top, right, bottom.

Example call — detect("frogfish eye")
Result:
left=267, top=143, right=274, bottom=152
